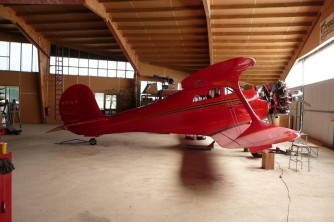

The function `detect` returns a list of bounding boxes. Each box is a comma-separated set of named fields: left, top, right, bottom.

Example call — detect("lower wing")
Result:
left=211, top=123, right=300, bottom=149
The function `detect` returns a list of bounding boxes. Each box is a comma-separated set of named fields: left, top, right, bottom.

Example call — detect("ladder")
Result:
left=54, top=45, right=64, bottom=122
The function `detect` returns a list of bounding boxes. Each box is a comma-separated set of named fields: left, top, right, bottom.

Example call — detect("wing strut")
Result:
left=209, top=57, right=300, bottom=149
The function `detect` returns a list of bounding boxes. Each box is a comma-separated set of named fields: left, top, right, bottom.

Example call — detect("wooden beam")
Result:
left=212, top=31, right=307, bottom=36
left=215, top=55, right=291, bottom=60
left=212, top=39, right=302, bottom=43
left=129, top=40, right=208, bottom=45
left=0, top=0, right=84, bottom=4
left=118, top=24, right=207, bottom=30
left=84, top=0, right=141, bottom=73
left=123, top=32, right=207, bottom=37
left=250, top=67, right=285, bottom=71
left=211, top=12, right=318, bottom=19
left=141, top=58, right=208, bottom=62
left=44, top=33, right=111, bottom=38
left=112, top=15, right=206, bottom=22
left=211, top=1, right=323, bottom=9
left=61, top=38, right=116, bottom=44
left=140, top=54, right=208, bottom=58
left=211, top=22, right=312, bottom=28
left=107, top=6, right=203, bottom=13
left=214, top=51, right=292, bottom=55
left=125, top=36, right=208, bottom=41
left=99, top=0, right=168, bottom=2
left=26, top=18, right=102, bottom=25
left=16, top=9, right=91, bottom=16
left=132, top=43, right=208, bottom=48
left=134, top=45, right=209, bottom=50
left=242, top=73, right=282, bottom=76
left=152, top=62, right=209, bottom=66
left=241, top=76, right=281, bottom=79
left=35, top=26, right=107, bottom=32
left=256, top=62, right=289, bottom=66
left=137, top=52, right=209, bottom=56
left=214, top=45, right=297, bottom=50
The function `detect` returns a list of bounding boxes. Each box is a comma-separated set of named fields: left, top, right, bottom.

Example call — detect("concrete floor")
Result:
left=2, top=124, right=334, bottom=222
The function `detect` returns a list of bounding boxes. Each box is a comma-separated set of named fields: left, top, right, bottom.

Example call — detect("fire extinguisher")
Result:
left=45, top=107, right=50, bottom=117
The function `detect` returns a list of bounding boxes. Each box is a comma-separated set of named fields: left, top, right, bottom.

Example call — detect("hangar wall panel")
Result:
left=0, top=71, right=41, bottom=123
left=303, top=79, right=334, bottom=148
left=292, top=79, right=334, bottom=148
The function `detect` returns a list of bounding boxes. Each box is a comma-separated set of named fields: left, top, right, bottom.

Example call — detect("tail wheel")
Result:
left=89, top=138, right=97, bottom=145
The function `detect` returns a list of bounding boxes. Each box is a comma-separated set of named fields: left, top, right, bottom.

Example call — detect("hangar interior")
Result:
left=0, top=0, right=334, bottom=221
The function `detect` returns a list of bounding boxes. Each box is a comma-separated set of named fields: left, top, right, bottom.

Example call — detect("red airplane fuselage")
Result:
left=65, top=85, right=267, bottom=137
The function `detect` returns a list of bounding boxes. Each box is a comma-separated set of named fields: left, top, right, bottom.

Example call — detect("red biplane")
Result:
left=49, top=57, right=300, bottom=155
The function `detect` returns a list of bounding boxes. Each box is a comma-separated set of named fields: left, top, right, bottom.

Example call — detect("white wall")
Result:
left=292, top=79, right=334, bottom=148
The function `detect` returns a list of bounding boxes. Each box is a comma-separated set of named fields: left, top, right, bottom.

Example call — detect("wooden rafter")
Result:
left=35, top=26, right=107, bottom=32
left=213, top=45, right=297, bottom=50
left=118, top=24, right=207, bottom=30
left=16, top=9, right=91, bottom=16
left=112, top=15, right=206, bottom=22
left=211, top=12, right=318, bottom=19
left=26, top=18, right=102, bottom=24
left=212, top=39, right=302, bottom=43
left=107, top=6, right=203, bottom=13
left=211, top=1, right=323, bottom=9
left=211, top=22, right=312, bottom=28
left=212, top=31, right=307, bottom=36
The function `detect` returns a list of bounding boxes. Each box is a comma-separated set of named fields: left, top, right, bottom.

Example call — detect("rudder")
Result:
left=59, top=84, right=104, bottom=124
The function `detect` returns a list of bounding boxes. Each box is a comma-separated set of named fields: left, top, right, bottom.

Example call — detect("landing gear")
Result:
left=251, top=152, right=262, bottom=158
left=89, top=138, right=97, bottom=145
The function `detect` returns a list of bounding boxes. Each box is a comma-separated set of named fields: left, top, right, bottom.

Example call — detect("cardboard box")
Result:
left=272, top=115, right=293, bottom=128
left=262, top=152, right=275, bottom=170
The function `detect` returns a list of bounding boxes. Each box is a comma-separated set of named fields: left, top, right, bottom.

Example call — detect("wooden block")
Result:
left=262, top=152, right=275, bottom=170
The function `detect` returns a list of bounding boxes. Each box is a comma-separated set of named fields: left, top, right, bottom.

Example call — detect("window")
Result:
left=0, top=41, right=39, bottom=72
left=192, top=87, right=221, bottom=102
left=49, top=52, right=135, bottom=79
left=285, top=40, right=334, bottom=88
left=94, top=93, right=105, bottom=110
left=0, top=86, right=20, bottom=108
left=94, top=93, right=117, bottom=115
left=106, top=95, right=117, bottom=110
left=0, top=41, right=9, bottom=71
left=21, top=43, right=33, bottom=72
left=224, top=87, right=234, bottom=95
left=10, top=43, right=21, bottom=71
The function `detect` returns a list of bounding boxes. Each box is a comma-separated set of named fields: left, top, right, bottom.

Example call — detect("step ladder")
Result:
left=54, top=45, right=64, bottom=122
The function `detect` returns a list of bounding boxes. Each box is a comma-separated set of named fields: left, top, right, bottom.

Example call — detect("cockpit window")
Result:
left=224, top=87, right=234, bottom=95
left=193, top=87, right=220, bottom=102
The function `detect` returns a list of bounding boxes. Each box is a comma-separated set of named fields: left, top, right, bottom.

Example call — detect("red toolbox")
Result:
left=0, top=153, right=12, bottom=222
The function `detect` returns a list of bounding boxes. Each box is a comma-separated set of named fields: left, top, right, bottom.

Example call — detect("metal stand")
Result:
left=288, top=133, right=319, bottom=172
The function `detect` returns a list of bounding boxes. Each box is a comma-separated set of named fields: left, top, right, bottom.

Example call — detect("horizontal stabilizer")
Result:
left=47, top=117, right=107, bottom=133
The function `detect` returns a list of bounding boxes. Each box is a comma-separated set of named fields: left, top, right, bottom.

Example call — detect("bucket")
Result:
left=0, top=142, right=7, bottom=154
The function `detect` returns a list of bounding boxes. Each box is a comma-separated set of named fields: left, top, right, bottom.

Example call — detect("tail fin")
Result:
left=59, top=84, right=103, bottom=124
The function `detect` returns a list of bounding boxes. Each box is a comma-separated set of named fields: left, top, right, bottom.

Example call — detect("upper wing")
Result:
left=181, top=57, right=255, bottom=89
